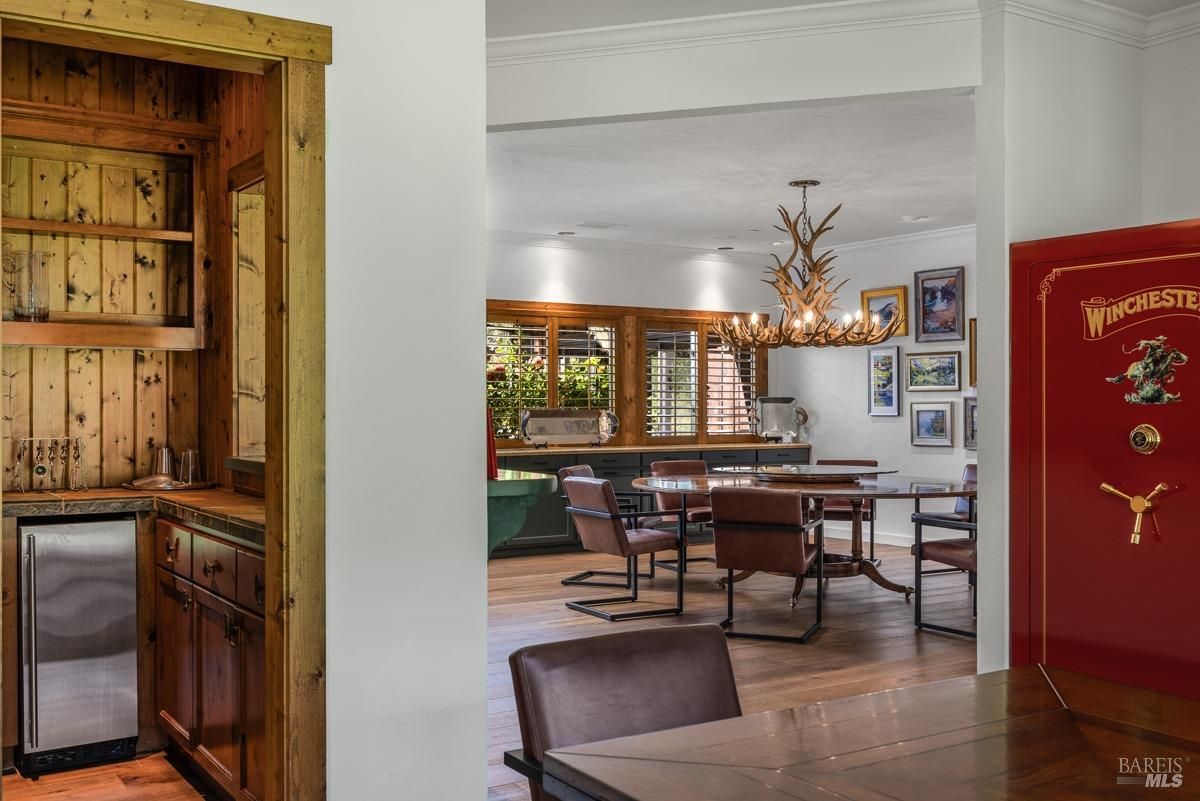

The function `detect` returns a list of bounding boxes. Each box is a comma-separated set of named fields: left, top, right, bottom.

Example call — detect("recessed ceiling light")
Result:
left=772, top=240, right=786, bottom=247
left=556, top=231, right=576, bottom=236
left=899, top=215, right=931, bottom=223
left=717, top=246, right=734, bottom=251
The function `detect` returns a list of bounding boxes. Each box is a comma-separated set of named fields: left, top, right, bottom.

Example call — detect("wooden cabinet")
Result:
left=155, top=568, right=196, bottom=748
left=194, top=587, right=241, bottom=794
left=154, top=520, right=265, bottom=798
left=239, top=612, right=267, bottom=801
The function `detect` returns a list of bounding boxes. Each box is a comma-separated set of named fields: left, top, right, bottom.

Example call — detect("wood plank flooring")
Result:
left=1, top=540, right=975, bottom=801
left=487, top=541, right=977, bottom=801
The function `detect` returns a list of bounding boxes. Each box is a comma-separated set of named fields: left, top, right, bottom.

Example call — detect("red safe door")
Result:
left=1012, top=219, right=1200, bottom=698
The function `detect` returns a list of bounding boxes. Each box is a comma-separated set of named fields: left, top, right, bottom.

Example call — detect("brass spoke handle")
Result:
left=1099, top=482, right=1171, bottom=544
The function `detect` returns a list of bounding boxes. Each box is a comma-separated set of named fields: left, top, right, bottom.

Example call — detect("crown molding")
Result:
left=487, top=0, right=980, bottom=67
left=834, top=224, right=977, bottom=255
left=488, top=229, right=769, bottom=265
left=487, top=0, right=1200, bottom=66
left=1146, top=1, right=1200, bottom=44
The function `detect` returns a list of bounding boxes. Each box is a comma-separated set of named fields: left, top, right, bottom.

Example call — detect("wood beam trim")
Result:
left=264, top=58, right=326, bottom=801
left=1, top=0, right=332, bottom=66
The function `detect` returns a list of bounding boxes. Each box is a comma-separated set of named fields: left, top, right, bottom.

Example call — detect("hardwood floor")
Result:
left=487, top=541, right=977, bottom=801
left=2, top=540, right=976, bottom=801
left=2, top=753, right=213, bottom=800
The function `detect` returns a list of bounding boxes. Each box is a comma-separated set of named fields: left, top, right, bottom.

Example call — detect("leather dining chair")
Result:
left=648, top=459, right=714, bottom=574
left=504, top=624, right=742, bottom=801
left=710, top=486, right=824, bottom=643
left=816, top=458, right=879, bottom=561
left=561, top=476, right=685, bottom=621
left=911, top=463, right=977, bottom=638
left=556, top=464, right=652, bottom=589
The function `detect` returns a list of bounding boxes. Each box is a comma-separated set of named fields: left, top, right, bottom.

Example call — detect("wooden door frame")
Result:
left=0, top=4, right=331, bottom=800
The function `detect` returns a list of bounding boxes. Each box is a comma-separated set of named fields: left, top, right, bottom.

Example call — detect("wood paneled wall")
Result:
left=235, top=186, right=266, bottom=458
left=1, top=40, right=204, bottom=488
left=203, top=71, right=265, bottom=487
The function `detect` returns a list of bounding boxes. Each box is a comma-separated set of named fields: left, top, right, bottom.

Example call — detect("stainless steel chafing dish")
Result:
left=519, top=408, right=619, bottom=447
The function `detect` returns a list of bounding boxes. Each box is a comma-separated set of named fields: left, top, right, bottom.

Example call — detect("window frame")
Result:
left=488, top=300, right=767, bottom=448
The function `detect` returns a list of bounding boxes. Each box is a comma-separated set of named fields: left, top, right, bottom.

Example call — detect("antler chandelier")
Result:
left=713, top=180, right=904, bottom=349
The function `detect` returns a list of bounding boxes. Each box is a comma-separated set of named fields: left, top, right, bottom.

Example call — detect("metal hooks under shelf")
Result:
left=9, top=437, right=88, bottom=493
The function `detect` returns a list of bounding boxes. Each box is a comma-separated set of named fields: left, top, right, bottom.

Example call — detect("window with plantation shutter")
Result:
left=706, top=336, right=758, bottom=435
left=645, top=327, right=698, bottom=437
left=557, top=324, right=616, bottom=410
left=486, top=320, right=550, bottom=439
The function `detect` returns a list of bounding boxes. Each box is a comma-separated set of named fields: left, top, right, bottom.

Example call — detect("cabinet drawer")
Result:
left=643, top=452, right=700, bottom=467
left=192, top=534, right=237, bottom=602
left=580, top=452, right=640, bottom=469
left=757, top=448, right=810, bottom=464
left=505, top=454, right=576, bottom=472
left=156, top=520, right=193, bottom=576
left=702, top=450, right=756, bottom=464
left=237, top=551, right=266, bottom=613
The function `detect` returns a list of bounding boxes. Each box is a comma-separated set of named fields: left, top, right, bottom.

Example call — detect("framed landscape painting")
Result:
left=911, top=401, right=954, bottom=447
left=968, top=317, right=977, bottom=387
left=906, top=351, right=961, bottom=392
left=868, top=345, right=900, bottom=416
left=914, top=266, right=965, bottom=342
left=964, top=396, right=978, bottom=450
left=861, top=286, right=908, bottom=337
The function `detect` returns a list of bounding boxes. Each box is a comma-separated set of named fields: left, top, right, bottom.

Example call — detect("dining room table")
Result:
left=631, top=466, right=977, bottom=598
left=538, top=664, right=1200, bottom=801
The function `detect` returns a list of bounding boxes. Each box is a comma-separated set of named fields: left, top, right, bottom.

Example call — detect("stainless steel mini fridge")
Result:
left=19, top=517, right=138, bottom=775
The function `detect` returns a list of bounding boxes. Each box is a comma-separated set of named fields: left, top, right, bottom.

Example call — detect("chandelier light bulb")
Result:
left=750, top=313, right=759, bottom=325
left=854, top=309, right=863, bottom=321
left=732, top=315, right=741, bottom=327
left=842, top=313, right=853, bottom=326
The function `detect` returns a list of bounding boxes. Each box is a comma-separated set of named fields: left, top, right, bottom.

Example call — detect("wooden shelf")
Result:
left=3, top=321, right=202, bottom=351
left=1, top=217, right=193, bottom=243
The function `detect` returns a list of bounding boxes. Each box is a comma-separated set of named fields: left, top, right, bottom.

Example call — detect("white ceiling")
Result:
left=487, top=95, right=976, bottom=254
left=486, top=0, right=1198, bottom=37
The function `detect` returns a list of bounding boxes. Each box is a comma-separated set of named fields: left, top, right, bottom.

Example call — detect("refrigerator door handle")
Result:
left=23, top=534, right=38, bottom=751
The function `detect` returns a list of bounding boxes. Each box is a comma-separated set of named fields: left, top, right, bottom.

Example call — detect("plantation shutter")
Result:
left=486, top=320, right=550, bottom=439
left=706, top=335, right=758, bottom=435
left=556, top=323, right=617, bottom=410
left=644, top=327, right=698, bottom=436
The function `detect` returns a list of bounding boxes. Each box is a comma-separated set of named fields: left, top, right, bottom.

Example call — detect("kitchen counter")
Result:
left=2, top=488, right=265, bottom=551
left=500, top=441, right=811, bottom=457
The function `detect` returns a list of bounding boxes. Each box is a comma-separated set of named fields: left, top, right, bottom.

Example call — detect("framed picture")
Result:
left=968, top=317, right=977, bottom=388
left=867, top=346, right=900, bottom=416
left=861, top=286, right=908, bottom=337
left=911, top=401, right=954, bottom=447
left=914, top=266, right=966, bottom=342
left=964, top=396, right=978, bottom=450
left=906, top=351, right=961, bottom=392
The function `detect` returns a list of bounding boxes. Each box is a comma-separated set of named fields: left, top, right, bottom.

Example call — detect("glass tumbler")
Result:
left=3, top=250, right=51, bottom=322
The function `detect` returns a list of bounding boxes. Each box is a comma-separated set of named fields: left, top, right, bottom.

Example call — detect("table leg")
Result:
left=853, top=498, right=914, bottom=599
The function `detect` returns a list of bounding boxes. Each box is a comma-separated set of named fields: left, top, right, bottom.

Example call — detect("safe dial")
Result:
left=1129, top=424, right=1161, bottom=455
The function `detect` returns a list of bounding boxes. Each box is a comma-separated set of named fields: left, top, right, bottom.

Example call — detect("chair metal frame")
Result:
left=912, top=511, right=977, bottom=639
left=562, top=506, right=686, bottom=621
left=717, top=508, right=825, bottom=644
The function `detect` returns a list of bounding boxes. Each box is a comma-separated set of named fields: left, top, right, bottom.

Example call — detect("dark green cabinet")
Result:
left=490, top=446, right=811, bottom=558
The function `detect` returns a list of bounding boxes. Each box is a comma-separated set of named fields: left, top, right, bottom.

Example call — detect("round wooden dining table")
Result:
left=631, top=470, right=977, bottom=598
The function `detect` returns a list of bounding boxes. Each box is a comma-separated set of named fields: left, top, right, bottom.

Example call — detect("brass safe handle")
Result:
left=1099, top=482, right=1170, bottom=544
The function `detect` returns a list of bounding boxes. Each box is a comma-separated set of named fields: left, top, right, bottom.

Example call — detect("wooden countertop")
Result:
left=2, top=487, right=265, bottom=549
left=501, top=441, right=811, bottom=457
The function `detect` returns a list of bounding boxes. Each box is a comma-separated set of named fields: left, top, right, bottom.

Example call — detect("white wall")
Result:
left=487, top=1, right=981, bottom=128
left=1143, top=28, right=1200, bottom=224
left=974, top=7, right=1145, bottom=672
left=770, top=227, right=978, bottom=542
left=208, top=1, right=488, bottom=799
left=488, top=230, right=774, bottom=311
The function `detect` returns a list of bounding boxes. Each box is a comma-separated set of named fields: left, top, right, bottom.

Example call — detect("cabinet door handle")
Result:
left=254, top=574, right=265, bottom=606
left=224, top=613, right=240, bottom=647
left=164, top=536, right=177, bottom=563
left=202, top=558, right=220, bottom=577
left=182, top=594, right=192, bottom=613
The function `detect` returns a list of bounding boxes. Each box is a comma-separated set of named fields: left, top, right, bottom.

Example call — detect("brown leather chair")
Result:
left=505, top=625, right=742, bottom=801
left=557, top=465, right=652, bottom=589
left=816, top=458, right=879, bottom=561
left=648, top=459, right=715, bottom=574
left=710, top=487, right=824, bottom=643
left=910, top=463, right=977, bottom=638
left=561, top=476, right=684, bottom=621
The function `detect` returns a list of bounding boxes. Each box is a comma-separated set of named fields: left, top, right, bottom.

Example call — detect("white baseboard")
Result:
left=818, top=522, right=960, bottom=548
